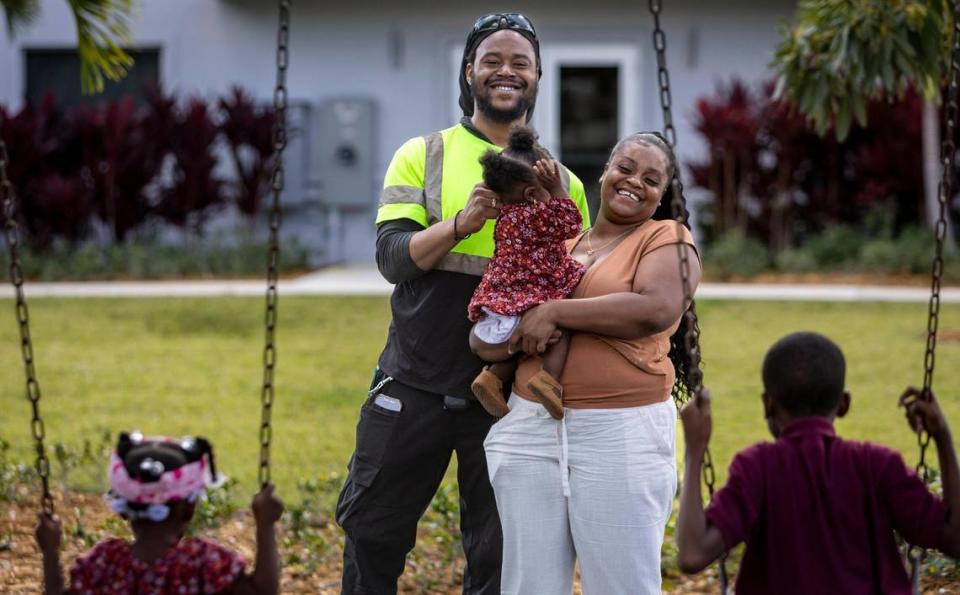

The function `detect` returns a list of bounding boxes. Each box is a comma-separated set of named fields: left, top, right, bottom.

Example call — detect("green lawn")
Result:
left=1, top=296, right=958, bottom=501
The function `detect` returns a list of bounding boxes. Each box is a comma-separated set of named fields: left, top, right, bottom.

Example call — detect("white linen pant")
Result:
left=484, top=393, right=677, bottom=595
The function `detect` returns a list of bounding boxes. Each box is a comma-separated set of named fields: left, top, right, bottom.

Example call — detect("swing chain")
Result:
left=649, top=0, right=715, bottom=497
left=909, top=1, right=960, bottom=585
left=649, top=0, right=677, bottom=150
left=259, top=0, right=290, bottom=488
left=919, top=0, right=960, bottom=480
left=0, top=141, right=54, bottom=517
left=650, top=1, right=727, bottom=590
left=667, top=162, right=728, bottom=586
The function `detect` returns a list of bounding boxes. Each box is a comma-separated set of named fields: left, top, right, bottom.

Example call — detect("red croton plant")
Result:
left=155, top=97, right=226, bottom=233
left=686, top=78, right=932, bottom=252
left=0, top=94, right=91, bottom=249
left=0, top=86, right=276, bottom=249
left=218, top=86, right=277, bottom=219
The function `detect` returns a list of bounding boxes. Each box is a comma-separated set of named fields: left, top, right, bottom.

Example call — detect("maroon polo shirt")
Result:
left=705, top=417, right=947, bottom=594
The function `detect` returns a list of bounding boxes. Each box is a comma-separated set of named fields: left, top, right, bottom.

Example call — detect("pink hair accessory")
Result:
left=107, top=434, right=224, bottom=506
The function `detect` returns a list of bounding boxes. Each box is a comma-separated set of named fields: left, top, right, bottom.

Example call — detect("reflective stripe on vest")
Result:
left=380, top=185, right=424, bottom=206
left=437, top=252, right=490, bottom=276
left=423, top=130, right=488, bottom=275
left=424, top=131, right=444, bottom=225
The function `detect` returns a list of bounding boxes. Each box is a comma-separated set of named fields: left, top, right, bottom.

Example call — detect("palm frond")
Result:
left=1, top=0, right=41, bottom=36
left=67, top=0, right=136, bottom=94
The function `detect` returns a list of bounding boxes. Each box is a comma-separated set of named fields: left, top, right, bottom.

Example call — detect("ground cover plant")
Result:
left=0, top=237, right=312, bottom=281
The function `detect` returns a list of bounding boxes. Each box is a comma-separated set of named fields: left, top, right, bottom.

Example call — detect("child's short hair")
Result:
left=479, top=125, right=549, bottom=195
left=762, top=332, right=846, bottom=416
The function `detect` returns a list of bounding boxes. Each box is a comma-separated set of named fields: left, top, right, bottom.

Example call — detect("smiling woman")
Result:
left=484, top=131, right=700, bottom=594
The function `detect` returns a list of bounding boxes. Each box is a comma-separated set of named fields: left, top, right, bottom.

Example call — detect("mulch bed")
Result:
left=2, top=492, right=957, bottom=594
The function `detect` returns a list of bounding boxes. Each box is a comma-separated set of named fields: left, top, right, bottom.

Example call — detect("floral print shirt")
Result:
left=468, top=196, right=585, bottom=321
left=69, top=537, right=246, bottom=595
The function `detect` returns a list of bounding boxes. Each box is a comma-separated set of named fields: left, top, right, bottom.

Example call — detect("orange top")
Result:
left=514, top=219, right=698, bottom=409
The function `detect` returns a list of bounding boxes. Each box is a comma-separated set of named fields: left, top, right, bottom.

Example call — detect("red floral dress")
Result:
left=468, top=196, right=585, bottom=321
left=69, top=537, right=246, bottom=595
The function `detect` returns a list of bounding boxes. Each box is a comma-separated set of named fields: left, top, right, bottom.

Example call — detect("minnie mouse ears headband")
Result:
left=107, top=432, right=225, bottom=520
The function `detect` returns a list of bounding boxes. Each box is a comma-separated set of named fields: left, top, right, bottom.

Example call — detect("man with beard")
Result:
left=336, top=13, right=590, bottom=595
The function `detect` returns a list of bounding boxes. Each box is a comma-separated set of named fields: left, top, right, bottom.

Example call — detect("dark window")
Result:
left=559, top=66, right=619, bottom=221
left=24, top=48, right=161, bottom=107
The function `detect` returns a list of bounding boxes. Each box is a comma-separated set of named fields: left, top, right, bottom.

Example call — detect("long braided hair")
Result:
left=605, top=131, right=699, bottom=403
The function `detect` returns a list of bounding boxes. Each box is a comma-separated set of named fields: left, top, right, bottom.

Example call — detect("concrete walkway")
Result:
left=1, top=266, right=958, bottom=302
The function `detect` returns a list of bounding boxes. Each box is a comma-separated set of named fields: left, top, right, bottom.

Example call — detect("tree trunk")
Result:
left=709, top=154, right=721, bottom=234
left=923, top=98, right=955, bottom=243
left=770, top=163, right=792, bottom=253
left=923, top=98, right=941, bottom=229
left=735, top=152, right=750, bottom=233
left=723, top=152, right=736, bottom=233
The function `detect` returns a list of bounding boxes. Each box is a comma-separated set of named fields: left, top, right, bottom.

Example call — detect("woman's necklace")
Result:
left=584, top=225, right=640, bottom=256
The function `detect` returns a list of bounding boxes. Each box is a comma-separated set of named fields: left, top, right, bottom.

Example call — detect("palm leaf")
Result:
left=67, top=0, right=135, bottom=94
left=771, top=0, right=952, bottom=140
left=1, top=0, right=41, bottom=36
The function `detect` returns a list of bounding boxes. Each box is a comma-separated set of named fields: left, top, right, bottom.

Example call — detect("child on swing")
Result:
left=677, top=331, right=960, bottom=594
left=467, top=125, right=585, bottom=420
left=34, top=432, right=284, bottom=595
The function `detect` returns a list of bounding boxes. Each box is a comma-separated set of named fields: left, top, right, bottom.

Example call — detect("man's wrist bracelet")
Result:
left=454, top=209, right=472, bottom=241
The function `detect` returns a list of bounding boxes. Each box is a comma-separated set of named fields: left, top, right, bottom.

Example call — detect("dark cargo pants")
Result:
left=336, top=378, right=502, bottom=594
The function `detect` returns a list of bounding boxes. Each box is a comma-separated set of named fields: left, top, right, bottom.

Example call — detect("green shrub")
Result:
left=862, top=202, right=896, bottom=241
left=775, top=248, right=820, bottom=273
left=945, top=256, right=960, bottom=282
left=773, top=225, right=956, bottom=277
left=50, top=430, right=113, bottom=493
left=704, top=231, right=770, bottom=279
left=859, top=228, right=943, bottom=275
left=190, top=478, right=240, bottom=534
left=803, top=225, right=863, bottom=270
left=283, top=473, right=343, bottom=571
left=892, top=227, right=937, bottom=274
left=0, top=237, right=312, bottom=281
left=859, top=239, right=900, bottom=273
left=0, top=438, right=36, bottom=504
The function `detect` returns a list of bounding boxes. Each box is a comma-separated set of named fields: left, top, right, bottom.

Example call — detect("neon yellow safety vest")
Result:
left=376, top=124, right=591, bottom=276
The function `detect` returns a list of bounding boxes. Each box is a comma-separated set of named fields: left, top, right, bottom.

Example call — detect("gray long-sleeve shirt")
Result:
left=374, top=218, right=485, bottom=399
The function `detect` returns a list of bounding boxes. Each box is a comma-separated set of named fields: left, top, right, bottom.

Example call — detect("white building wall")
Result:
left=0, top=0, right=796, bottom=263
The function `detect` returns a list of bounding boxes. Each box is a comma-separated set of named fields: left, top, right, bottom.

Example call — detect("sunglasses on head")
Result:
left=471, top=13, right=537, bottom=39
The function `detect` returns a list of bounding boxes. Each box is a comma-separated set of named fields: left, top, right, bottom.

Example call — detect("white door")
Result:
left=537, top=44, right=640, bottom=218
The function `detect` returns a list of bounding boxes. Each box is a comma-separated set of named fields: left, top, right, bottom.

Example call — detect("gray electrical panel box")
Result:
left=280, top=101, right=311, bottom=206
left=310, top=97, right=378, bottom=209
